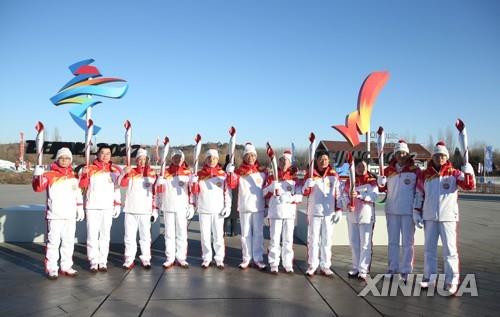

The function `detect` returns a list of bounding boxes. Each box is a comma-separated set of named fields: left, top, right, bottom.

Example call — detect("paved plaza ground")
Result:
left=0, top=185, right=499, bottom=316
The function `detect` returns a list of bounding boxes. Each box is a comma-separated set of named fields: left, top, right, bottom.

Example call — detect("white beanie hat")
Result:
left=136, top=148, right=148, bottom=158
left=394, top=140, right=410, bottom=154
left=280, top=150, right=292, bottom=163
left=56, top=147, right=72, bottom=161
left=433, top=141, right=449, bottom=158
left=170, top=149, right=185, bottom=160
left=243, top=142, right=257, bottom=157
left=205, top=149, right=219, bottom=159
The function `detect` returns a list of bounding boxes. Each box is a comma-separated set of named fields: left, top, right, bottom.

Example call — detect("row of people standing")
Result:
left=32, top=139, right=475, bottom=296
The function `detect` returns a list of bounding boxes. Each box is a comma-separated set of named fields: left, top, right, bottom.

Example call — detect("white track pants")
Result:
left=86, top=209, right=113, bottom=266
left=347, top=222, right=374, bottom=274
left=268, top=218, right=295, bottom=269
left=199, top=213, right=225, bottom=263
left=239, top=211, right=265, bottom=262
left=45, top=219, right=76, bottom=272
left=124, top=213, right=151, bottom=263
left=386, top=214, right=415, bottom=274
left=307, top=215, right=334, bottom=270
left=424, top=220, right=459, bottom=285
left=163, top=211, right=188, bottom=262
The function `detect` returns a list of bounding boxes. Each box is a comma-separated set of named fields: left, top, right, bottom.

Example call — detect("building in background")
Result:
left=317, top=140, right=431, bottom=176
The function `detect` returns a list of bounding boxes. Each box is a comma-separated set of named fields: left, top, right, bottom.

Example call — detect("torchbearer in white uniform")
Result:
left=32, top=147, right=84, bottom=279
left=120, top=148, right=158, bottom=270
left=191, top=149, right=232, bottom=269
left=344, top=160, right=378, bottom=280
left=302, top=150, right=343, bottom=277
left=263, top=150, right=302, bottom=274
left=79, top=145, right=122, bottom=273
left=156, top=149, right=195, bottom=269
left=414, top=141, right=475, bottom=295
left=226, top=143, right=267, bottom=270
left=377, top=140, right=420, bottom=281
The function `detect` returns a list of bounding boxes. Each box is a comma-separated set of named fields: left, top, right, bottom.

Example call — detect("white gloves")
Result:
left=331, top=210, right=342, bottom=224
left=461, top=163, right=474, bottom=175
left=225, top=163, right=235, bottom=174
left=304, top=178, right=316, bottom=188
left=151, top=209, right=159, bottom=223
left=377, top=176, right=387, bottom=187
left=220, top=206, right=231, bottom=218
left=112, top=205, right=121, bottom=219
left=189, top=175, right=199, bottom=184
left=34, top=165, right=44, bottom=176
left=279, top=192, right=293, bottom=204
left=186, top=204, right=195, bottom=220
left=156, top=177, right=167, bottom=185
left=76, top=207, right=85, bottom=222
left=413, top=212, right=423, bottom=229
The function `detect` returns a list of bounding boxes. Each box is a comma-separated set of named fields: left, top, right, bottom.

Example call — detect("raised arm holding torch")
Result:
left=84, top=119, right=94, bottom=167
left=193, top=134, right=202, bottom=175
left=376, top=126, right=385, bottom=177
left=308, top=132, right=317, bottom=178
left=228, top=126, right=236, bottom=165
left=347, top=152, right=356, bottom=211
left=160, top=136, right=170, bottom=177
left=456, top=118, right=475, bottom=185
left=124, top=120, right=132, bottom=167
left=35, top=121, right=45, bottom=167
left=455, top=119, right=469, bottom=165
left=266, top=142, right=279, bottom=196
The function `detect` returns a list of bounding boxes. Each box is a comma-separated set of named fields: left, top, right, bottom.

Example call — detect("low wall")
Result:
left=295, top=203, right=429, bottom=246
left=0, top=204, right=161, bottom=243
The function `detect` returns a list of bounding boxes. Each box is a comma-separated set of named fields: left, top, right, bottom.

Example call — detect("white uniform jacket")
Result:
left=302, top=166, right=342, bottom=217
left=33, top=162, right=83, bottom=220
left=414, top=161, right=475, bottom=222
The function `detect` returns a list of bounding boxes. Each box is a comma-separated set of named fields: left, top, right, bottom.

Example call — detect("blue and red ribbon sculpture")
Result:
left=50, top=59, right=128, bottom=135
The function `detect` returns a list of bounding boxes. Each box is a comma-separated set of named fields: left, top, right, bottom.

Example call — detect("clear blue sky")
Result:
left=1, top=0, right=499, bottom=150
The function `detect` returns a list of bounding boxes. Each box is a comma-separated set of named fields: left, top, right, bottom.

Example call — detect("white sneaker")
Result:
left=122, top=260, right=135, bottom=270
left=142, top=260, right=151, bottom=269
left=201, top=260, right=211, bottom=268
left=177, top=260, right=189, bottom=268
left=254, top=261, right=267, bottom=270
left=445, top=284, right=458, bottom=296
left=420, top=279, right=435, bottom=289
left=320, top=268, right=334, bottom=277
left=90, top=263, right=99, bottom=273
left=270, top=266, right=279, bottom=274
left=285, top=267, right=294, bottom=273
left=358, top=272, right=368, bottom=281
left=305, top=267, right=316, bottom=276
left=348, top=269, right=359, bottom=278
left=60, top=267, right=78, bottom=276
left=47, top=270, right=58, bottom=280
left=163, top=261, right=174, bottom=269
left=216, top=261, right=224, bottom=269
left=239, top=260, right=250, bottom=269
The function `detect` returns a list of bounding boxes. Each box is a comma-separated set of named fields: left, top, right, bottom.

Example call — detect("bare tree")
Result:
left=427, top=134, right=435, bottom=151
left=437, top=128, right=444, bottom=143
left=53, top=127, right=62, bottom=142
left=445, top=126, right=456, bottom=153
